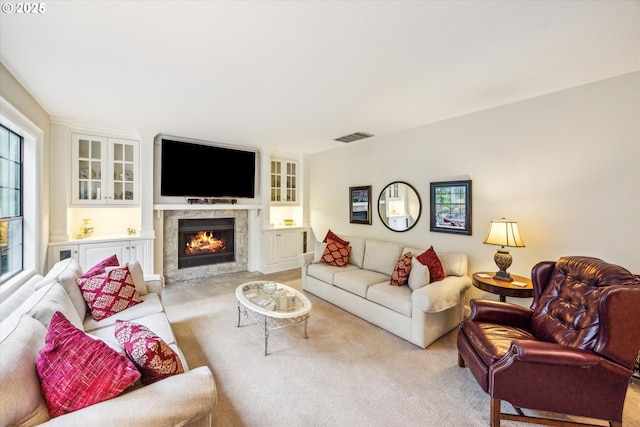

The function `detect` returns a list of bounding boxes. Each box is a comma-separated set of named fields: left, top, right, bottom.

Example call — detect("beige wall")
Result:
left=307, top=71, right=640, bottom=302
left=0, top=63, right=51, bottom=270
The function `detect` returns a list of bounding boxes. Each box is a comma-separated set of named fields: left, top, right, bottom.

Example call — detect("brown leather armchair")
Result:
left=457, top=256, right=640, bottom=427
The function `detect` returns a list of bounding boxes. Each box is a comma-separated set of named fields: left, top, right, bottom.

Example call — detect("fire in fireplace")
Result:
left=178, top=218, right=235, bottom=269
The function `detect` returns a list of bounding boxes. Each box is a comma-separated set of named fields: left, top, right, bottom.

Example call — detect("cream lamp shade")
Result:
left=483, top=219, right=525, bottom=282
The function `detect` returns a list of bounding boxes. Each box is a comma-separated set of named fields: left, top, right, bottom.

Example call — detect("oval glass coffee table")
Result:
left=236, top=281, right=312, bottom=355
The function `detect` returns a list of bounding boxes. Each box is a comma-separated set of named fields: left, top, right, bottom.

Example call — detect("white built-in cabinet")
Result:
left=48, top=238, right=153, bottom=273
left=270, top=158, right=298, bottom=204
left=71, top=134, right=139, bottom=205
left=264, top=227, right=309, bottom=272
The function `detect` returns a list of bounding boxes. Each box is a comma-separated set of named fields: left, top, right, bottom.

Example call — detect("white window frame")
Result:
left=0, top=97, right=43, bottom=300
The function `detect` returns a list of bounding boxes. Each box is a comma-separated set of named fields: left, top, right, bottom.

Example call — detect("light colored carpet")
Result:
left=162, top=269, right=640, bottom=427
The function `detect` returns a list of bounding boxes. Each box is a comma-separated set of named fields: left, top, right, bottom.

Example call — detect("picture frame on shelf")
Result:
left=349, top=186, right=372, bottom=225
left=430, top=180, right=472, bottom=235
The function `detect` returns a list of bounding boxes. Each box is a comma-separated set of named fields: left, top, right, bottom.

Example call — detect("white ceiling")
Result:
left=1, top=1, right=639, bottom=154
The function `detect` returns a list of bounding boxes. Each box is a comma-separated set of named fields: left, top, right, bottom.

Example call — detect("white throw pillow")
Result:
left=105, top=261, right=147, bottom=296
left=312, top=241, right=327, bottom=264
left=408, top=257, right=430, bottom=290
left=127, top=261, right=148, bottom=296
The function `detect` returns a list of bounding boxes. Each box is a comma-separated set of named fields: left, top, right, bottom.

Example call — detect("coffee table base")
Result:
left=237, top=302, right=309, bottom=356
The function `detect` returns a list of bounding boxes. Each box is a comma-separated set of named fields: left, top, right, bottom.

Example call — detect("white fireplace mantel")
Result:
left=153, top=204, right=262, bottom=211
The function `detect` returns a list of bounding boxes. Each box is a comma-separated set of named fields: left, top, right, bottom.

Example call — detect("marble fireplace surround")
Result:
left=163, top=209, right=250, bottom=283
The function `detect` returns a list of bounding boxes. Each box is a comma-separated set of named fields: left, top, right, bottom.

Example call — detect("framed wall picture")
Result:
left=430, top=180, right=472, bottom=235
left=350, top=186, right=372, bottom=224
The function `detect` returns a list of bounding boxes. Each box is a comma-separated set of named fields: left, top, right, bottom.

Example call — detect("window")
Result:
left=0, top=124, right=23, bottom=284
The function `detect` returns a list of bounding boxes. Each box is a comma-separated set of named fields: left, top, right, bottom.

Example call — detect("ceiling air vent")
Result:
left=334, top=132, right=373, bottom=143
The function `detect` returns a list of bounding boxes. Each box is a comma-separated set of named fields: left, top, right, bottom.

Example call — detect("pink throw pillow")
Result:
left=81, top=254, right=120, bottom=278
left=416, top=246, right=446, bottom=283
left=390, top=252, right=413, bottom=286
left=321, top=238, right=351, bottom=267
left=77, top=266, right=142, bottom=321
left=114, top=320, right=185, bottom=385
left=36, top=311, right=140, bottom=417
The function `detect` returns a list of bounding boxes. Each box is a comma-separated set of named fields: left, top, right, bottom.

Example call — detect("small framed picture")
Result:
left=430, top=180, right=472, bottom=235
left=350, top=186, right=372, bottom=224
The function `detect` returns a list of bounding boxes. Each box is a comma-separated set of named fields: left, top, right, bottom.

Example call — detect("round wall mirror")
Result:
left=378, top=181, right=421, bottom=232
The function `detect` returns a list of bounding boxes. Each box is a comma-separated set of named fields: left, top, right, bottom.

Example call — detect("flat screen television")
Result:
left=160, top=138, right=256, bottom=198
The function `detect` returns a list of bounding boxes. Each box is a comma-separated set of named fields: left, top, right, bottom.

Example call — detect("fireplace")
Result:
left=178, top=218, right=235, bottom=269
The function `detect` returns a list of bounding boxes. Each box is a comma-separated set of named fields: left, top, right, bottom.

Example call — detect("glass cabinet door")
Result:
left=270, top=158, right=298, bottom=204
left=270, top=160, right=282, bottom=202
left=71, top=134, right=139, bottom=205
left=110, top=140, right=136, bottom=202
left=285, top=161, right=297, bottom=202
left=73, top=135, right=106, bottom=203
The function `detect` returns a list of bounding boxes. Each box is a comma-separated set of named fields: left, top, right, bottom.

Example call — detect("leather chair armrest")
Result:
left=508, top=340, right=601, bottom=366
left=468, top=299, right=532, bottom=329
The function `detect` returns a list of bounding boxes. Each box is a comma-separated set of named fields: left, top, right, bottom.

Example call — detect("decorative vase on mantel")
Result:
left=81, top=218, right=94, bottom=237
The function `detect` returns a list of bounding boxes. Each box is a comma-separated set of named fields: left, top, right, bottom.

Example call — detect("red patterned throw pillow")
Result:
left=37, top=311, right=140, bottom=417
left=114, top=320, right=185, bottom=385
left=321, top=238, right=351, bottom=267
left=81, top=254, right=120, bottom=278
left=323, top=230, right=349, bottom=247
left=416, top=246, right=446, bottom=283
left=390, top=252, right=413, bottom=286
left=77, top=266, right=142, bottom=321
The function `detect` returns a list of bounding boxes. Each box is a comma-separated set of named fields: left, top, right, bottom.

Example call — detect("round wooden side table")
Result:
left=472, top=272, right=533, bottom=302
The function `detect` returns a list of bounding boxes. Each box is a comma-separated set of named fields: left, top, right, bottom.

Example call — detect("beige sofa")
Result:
left=0, top=258, right=217, bottom=427
left=299, top=236, right=471, bottom=348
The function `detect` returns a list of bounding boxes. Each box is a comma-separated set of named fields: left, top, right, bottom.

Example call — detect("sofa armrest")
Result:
left=298, top=252, right=314, bottom=268
left=412, top=275, right=471, bottom=313
left=41, top=366, right=217, bottom=427
left=144, top=274, right=164, bottom=298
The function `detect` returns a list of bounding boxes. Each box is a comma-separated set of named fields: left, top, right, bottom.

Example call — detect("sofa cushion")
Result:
left=0, top=315, right=50, bottom=426
left=367, top=282, right=413, bottom=317
left=0, top=274, right=43, bottom=322
left=416, top=246, right=445, bottom=282
left=390, top=252, right=412, bottom=286
left=115, top=320, right=185, bottom=385
left=312, top=240, right=327, bottom=263
left=362, top=240, right=403, bottom=275
left=341, top=235, right=366, bottom=268
left=307, top=262, right=359, bottom=284
left=41, top=258, right=86, bottom=319
left=408, top=256, right=431, bottom=290
left=438, top=252, right=467, bottom=277
left=1, top=282, right=84, bottom=342
left=83, top=292, right=165, bottom=333
left=27, top=282, right=84, bottom=330
left=334, top=269, right=390, bottom=298
left=78, top=267, right=143, bottom=321
left=321, top=238, right=351, bottom=267
left=81, top=254, right=120, bottom=278
left=107, top=261, right=148, bottom=296
left=36, top=311, right=140, bottom=418
left=89, top=311, right=176, bottom=346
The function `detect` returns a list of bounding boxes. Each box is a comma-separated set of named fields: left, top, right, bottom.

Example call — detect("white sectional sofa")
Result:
left=299, top=235, right=471, bottom=348
left=0, top=258, right=217, bottom=427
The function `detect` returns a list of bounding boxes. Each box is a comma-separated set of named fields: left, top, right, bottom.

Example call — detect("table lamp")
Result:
left=483, top=218, right=525, bottom=282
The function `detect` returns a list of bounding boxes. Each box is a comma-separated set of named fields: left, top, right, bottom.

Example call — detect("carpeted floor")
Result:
left=162, top=269, right=640, bottom=427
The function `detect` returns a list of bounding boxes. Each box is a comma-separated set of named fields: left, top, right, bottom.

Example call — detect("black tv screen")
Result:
left=160, top=139, right=256, bottom=198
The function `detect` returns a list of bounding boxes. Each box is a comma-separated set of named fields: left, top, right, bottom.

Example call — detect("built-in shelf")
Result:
left=153, top=204, right=262, bottom=211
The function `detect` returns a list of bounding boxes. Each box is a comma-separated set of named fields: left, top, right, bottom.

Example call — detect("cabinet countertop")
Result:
left=265, top=226, right=310, bottom=231
left=49, top=235, right=153, bottom=245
